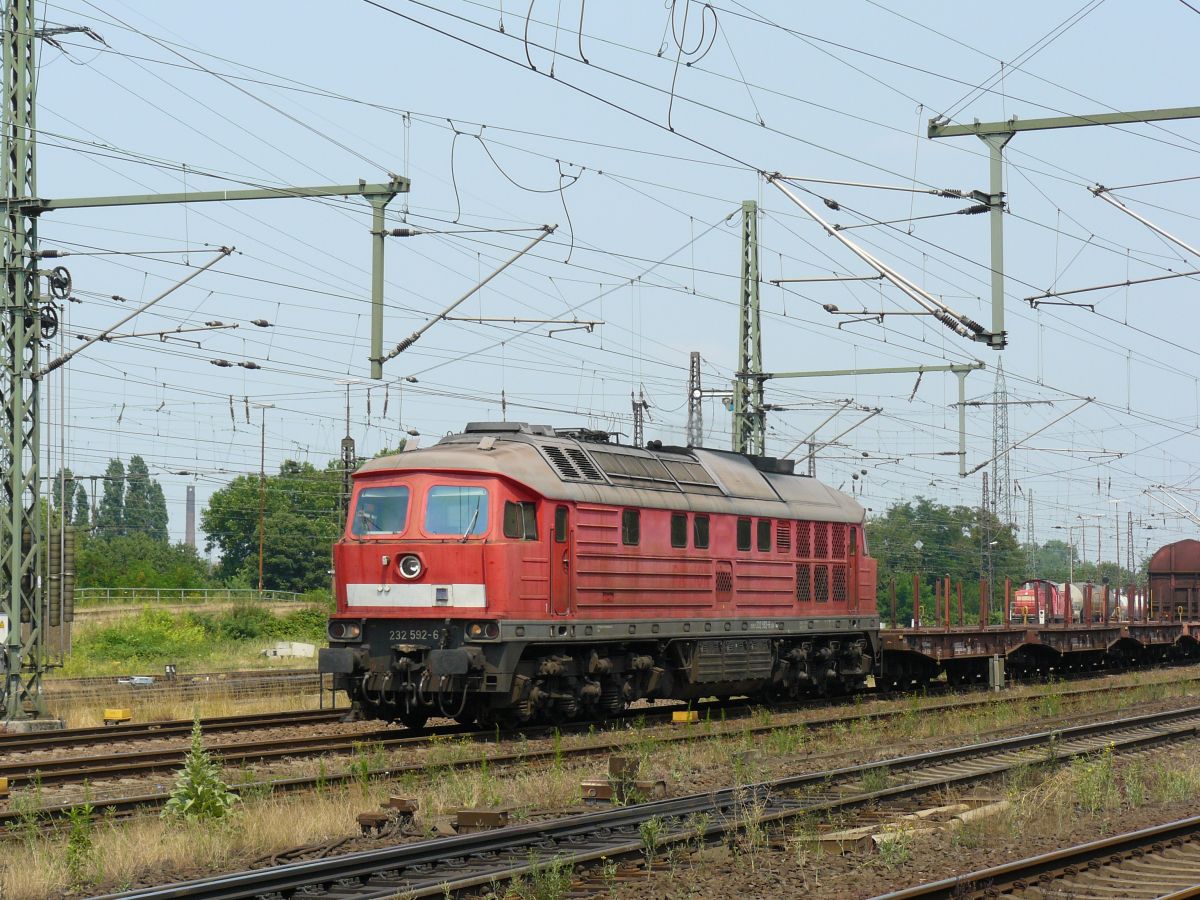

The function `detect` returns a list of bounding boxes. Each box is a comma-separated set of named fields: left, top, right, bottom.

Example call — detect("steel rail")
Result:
left=0, top=707, right=348, bottom=753
left=95, top=703, right=1200, bottom=899
left=8, top=673, right=1188, bottom=795
left=873, top=814, right=1200, bottom=899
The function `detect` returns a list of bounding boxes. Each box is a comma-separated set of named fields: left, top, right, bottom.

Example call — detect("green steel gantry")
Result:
left=927, top=105, right=1200, bottom=352
left=1, top=0, right=409, bottom=719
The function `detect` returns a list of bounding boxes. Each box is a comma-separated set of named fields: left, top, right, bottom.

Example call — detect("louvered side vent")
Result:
left=814, top=522, right=830, bottom=559
left=542, top=445, right=580, bottom=480
left=776, top=521, right=792, bottom=552
left=796, top=521, right=812, bottom=558
left=564, top=447, right=605, bottom=482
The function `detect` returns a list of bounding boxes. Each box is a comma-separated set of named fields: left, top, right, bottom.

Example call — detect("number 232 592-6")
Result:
left=389, top=628, right=440, bottom=642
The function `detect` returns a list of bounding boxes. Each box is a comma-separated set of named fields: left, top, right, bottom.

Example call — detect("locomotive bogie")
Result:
left=324, top=614, right=879, bottom=726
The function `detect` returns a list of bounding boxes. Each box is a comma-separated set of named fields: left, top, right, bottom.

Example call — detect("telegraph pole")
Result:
left=254, top=403, right=274, bottom=593
left=336, top=379, right=360, bottom=515
left=732, top=200, right=764, bottom=455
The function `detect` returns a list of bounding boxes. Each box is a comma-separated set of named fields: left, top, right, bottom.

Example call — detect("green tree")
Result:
left=73, top=484, right=89, bottom=531
left=201, top=459, right=341, bottom=592
left=1032, top=539, right=1075, bottom=584
left=75, top=531, right=213, bottom=589
left=96, top=459, right=125, bottom=537
left=866, top=496, right=1022, bottom=624
left=124, top=455, right=152, bottom=536
left=51, top=467, right=84, bottom=525
left=147, top=481, right=169, bottom=543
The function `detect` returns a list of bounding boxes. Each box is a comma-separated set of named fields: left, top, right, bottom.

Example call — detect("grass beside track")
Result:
left=91, top=700, right=1200, bottom=899
left=2, top=666, right=1199, bottom=898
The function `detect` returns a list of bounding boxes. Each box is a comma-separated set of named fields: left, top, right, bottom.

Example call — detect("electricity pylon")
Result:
left=2, top=0, right=45, bottom=719
left=992, top=359, right=1013, bottom=526
left=732, top=200, right=764, bottom=455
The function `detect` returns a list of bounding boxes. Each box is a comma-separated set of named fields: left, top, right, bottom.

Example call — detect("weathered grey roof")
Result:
left=357, top=423, right=863, bottom=523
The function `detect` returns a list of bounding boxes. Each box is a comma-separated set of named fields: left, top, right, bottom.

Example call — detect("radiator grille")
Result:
left=796, top=521, right=811, bottom=558
left=814, top=564, right=829, bottom=602
left=814, top=522, right=830, bottom=559
left=795, top=564, right=811, bottom=602
left=832, top=564, right=848, bottom=602
left=832, top=523, right=848, bottom=556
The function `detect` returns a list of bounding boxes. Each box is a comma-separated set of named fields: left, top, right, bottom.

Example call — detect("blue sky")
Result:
left=32, top=0, right=1200, bottom=567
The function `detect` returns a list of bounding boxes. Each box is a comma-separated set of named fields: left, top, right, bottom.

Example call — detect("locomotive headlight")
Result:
left=397, top=554, right=423, bottom=580
left=327, top=620, right=363, bottom=641
left=467, top=621, right=500, bottom=640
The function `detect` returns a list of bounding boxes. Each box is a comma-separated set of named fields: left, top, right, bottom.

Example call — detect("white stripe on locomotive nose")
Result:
left=345, top=583, right=487, bottom=608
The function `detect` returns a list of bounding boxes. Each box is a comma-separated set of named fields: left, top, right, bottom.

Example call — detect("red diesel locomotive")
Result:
left=319, top=422, right=879, bottom=727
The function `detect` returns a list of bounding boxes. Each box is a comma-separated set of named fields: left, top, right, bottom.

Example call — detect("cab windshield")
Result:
left=425, top=485, right=489, bottom=536
left=350, top=486, right=410, bottom=536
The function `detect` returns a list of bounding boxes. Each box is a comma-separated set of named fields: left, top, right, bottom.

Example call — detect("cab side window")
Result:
left=503, top=501, right=538, bottom=540
left=621, top=509, right=641, bottom=546
left=737, top=517, right=751, bottom=551
left=757, top=519, right=772, bottom=551
left=693, top=515, right=710, bottom=549
left=670, top=513, right=688, bottom=548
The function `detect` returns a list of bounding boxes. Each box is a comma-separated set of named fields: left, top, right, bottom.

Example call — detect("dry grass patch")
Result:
left=46, top=685, right=338, bottom=728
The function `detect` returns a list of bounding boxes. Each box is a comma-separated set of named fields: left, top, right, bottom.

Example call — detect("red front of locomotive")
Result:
left=331, top=469, right=548, bottom=625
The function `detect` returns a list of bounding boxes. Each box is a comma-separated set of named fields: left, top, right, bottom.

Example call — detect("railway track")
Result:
left=94, top=703, right=1200, bottom=899
left=0, top=707, right=349, bottom=754
left=40, top=669, right=320, bottom=705
left=874, top=814, right=1200, bottom=898
left=4, top=673, right=1188, bottom=797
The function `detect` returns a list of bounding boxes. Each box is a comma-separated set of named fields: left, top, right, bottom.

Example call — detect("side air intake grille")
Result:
left=540, top=445, right=607, bottom=483
left=565, top=447, right=604, bottom=481
left=542, top=446, right=579, bottom=479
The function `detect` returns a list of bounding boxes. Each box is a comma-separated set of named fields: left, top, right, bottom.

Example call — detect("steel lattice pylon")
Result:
left=732, top=200, right=764, bottom=456
left=991, top=359, right=1013, bottom=527
left=1127, top=510, right=1135, bottom=578
left=686, top=351, right=703, bottom=447
left=1025, top=489, right=1036, bottom=578
left=2, top=0, right=45, bottom=719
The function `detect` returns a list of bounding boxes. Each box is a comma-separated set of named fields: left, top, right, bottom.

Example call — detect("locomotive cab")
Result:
left=323, top=468, right=555, bottom=727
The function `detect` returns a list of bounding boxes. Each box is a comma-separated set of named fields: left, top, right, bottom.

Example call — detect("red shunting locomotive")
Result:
left=319, top=422, right=879, bottom=727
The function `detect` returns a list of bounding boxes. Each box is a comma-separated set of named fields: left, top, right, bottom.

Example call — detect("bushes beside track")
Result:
left=63, top=602, right=329, bottom=673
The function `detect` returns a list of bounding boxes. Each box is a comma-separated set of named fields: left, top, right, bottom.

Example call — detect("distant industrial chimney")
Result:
left=185, top=485, right=196, bottom=548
